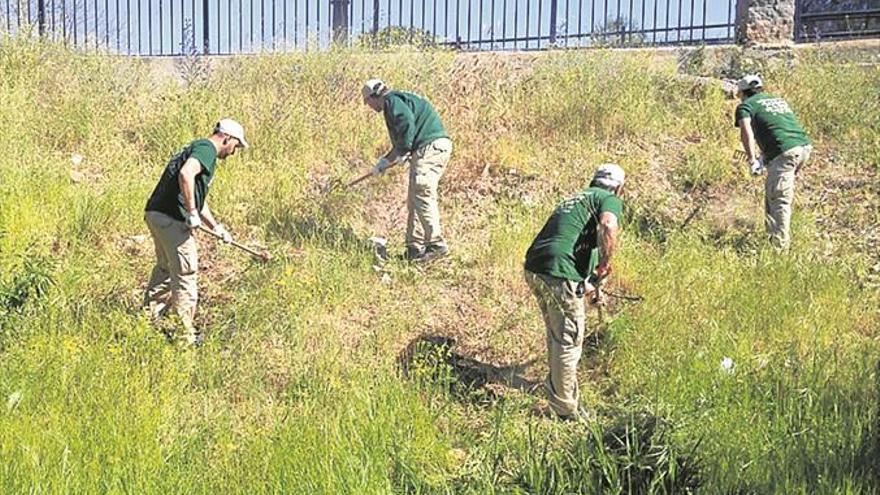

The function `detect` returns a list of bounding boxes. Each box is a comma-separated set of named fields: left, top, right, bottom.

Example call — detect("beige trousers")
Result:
left=406, top=138, right=452, bottom=249
left=143, top=211, right=199, bottom=333
left=525, top=270, right=586, bottom=417
left=765, top=145, right=812, bottom=251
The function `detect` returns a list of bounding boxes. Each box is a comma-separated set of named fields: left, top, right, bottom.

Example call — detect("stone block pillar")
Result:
left=735, top=0, right=797, bottom=45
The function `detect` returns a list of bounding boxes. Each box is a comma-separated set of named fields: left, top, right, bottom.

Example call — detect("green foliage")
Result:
left=0, top=38, right=876, bottom=494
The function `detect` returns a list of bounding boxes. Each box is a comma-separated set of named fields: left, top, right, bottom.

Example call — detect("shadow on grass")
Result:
left=398, top=334, right=540, bottom=402
left=266, top=212, right=367, bottom=251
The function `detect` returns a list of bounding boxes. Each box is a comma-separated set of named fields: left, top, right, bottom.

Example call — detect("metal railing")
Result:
left=795, top=4, right=880, bottom=42
left=0, top=0, right=736, bottom=55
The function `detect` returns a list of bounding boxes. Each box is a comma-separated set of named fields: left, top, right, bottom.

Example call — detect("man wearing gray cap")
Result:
left=143, top=119, right=249, bottom=345
left=735, top=74, right=812, bottom=251
left=362, top=79, right=453, bottom=262
left=524, top=164, right=625, bottom=420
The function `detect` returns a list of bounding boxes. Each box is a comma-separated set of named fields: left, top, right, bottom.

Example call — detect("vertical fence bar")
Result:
left=513, top=0, right=519, bottom=49
left=493, top=0, right=507, bottom=50
left=565, top=0, right=569, bottom=46
left=688, top=0, right=694, bottom=40
left=192, top=0, right=196, bottom=51
left=38, top=0, right=45, bottom=35
left=409, top=0, right=414, bottom=41
left=260, top=0, right=263, bottom=50
left=467, top=0, right=471, bottom=44
left=490, top=0, right=495, bottom=48
left=676, top=0, right=681, bottom=41
left=663, top=0, right=669, bottom=43
left=271, top=0, right=275, bottom=49
left=700, top=0, right=705, bottom=40
left=148, top=0, right=153, bottom=53
left=616, top=0, right=623, bottom=44
left=316, top=0, right=320, bottom=46
left=455, top=0, right=461, bottom=48
left=639, top=0, right=645, bottom=43
left=239, top=0, right=243, bottom=52
left=444, top=0, right=448, bottom=41
left=652, top=0, right=657, bottom=43
left=549, top=0, right=557, bottom=44
left=537, top=0, right=541, bottom=47
left=201, top=0, right=208, bottom=52
left=525, top=0, right=529, bottom=48
left=627, top=0, right=632, bottom=42
left=727, top=0, right=732, bottom=39
left=158, top=0, right=163, bottom=53
left=478, top=0, right=483, bottom=47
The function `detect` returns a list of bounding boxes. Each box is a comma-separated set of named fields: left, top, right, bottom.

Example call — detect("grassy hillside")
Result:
left=0, top=38, right=878, bottom=493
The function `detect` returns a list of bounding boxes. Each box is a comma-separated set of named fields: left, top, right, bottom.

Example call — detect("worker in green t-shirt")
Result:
left=735, top=74, right=812, bottom=251
left=362, top=79, right=453, bottom=263
left=143, top=119, right=249, bottom=345
left=524, top=164, right=625, bottom=421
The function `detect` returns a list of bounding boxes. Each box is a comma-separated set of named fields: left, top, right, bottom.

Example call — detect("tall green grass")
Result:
left=0, top=37, right=877, bottom=493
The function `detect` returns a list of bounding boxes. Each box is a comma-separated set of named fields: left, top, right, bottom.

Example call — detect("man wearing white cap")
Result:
left=524, top=164, right=625, bottom=420
left=362, top=79, right=453, bottom=262
left=735, top=74, right=812, bottom=251
left=143, top=119, right=248, bottom=344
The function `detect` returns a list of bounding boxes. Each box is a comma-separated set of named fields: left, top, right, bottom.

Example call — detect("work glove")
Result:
left=184, top=209, right=202, bottom=230
left=213, top=223, right=233, bottom=244
left=749, top=157, right=765, bottom=176
left=371, top=157, right=392, bottom=176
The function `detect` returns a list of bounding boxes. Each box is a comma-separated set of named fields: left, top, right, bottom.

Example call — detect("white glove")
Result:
left=213, top=223, right=233, bottom=244
left=749, top=157, right=765, bottom=176
left=184, top=210, right=202, bottom=229
left=371, top=157, right=392, bottom=176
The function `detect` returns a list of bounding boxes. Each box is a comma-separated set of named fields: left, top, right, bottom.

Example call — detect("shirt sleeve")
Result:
left=734, top=102, right=752, bottom=127
left=189, top=141, right=216, bottom=173
left=383, top=95, right=417, bottom=152
left=600, top=195, right=623, bottom=218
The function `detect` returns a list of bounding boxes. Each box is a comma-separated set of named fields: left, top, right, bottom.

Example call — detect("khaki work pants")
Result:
left=525, top=270, right=586, bottom=417
left=406, top=138, right=452, bottom=250
left=765, top=145, right=812, bottom=251
left=143, top=211, right=199, bottom=334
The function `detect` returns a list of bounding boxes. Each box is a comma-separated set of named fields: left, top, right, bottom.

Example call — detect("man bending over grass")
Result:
left=362, top=79, right=453, bottom=263
left=735, top=74, right=812, bottom=251
left=143, top=119, right=248, bottom=345
left=524, top=164, right=624, bottom=421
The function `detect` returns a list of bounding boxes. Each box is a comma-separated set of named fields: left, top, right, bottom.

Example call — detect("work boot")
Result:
left=413, top=243, right=449, bottom=263
left=403, top=245, right=425, bottom=261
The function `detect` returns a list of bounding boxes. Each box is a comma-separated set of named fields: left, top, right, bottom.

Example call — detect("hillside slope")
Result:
left=0, top=40, right=878, bottom=493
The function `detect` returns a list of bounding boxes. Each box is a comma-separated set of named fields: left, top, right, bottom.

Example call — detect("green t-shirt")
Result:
left=524, top=187, right=624, bottom=282
left=735, top=92, right=810, bottom=162
left=383, top=90, right=449, bottom=153
left=145, top=139, right=218, bottom=221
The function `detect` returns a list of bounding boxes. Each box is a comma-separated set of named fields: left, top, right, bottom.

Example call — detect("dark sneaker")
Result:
left=414, top=244, right=449, bottom=263
left=403, top=246, right=425, bottom=261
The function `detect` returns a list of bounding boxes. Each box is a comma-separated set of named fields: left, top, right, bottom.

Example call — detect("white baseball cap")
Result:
left=737, top=74, right=763, bottom=92
left=362, top=78, right=388, bottom=99
left=593, top=163, right=625, bottom=188
left=215, top=118, right=249, bottom=148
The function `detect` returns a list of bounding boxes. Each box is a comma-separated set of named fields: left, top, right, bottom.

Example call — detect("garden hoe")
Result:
left=199, top=225, right=271, bottom=262
left=322, top=155, right=409, bottom=194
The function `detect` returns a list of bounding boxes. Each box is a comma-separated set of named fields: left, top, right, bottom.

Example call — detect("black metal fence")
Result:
left=0, top=0, right=738, bottom=54
left=795, top=3, right=880, bottom=42
left=0, top=0, right=876, bottom=55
